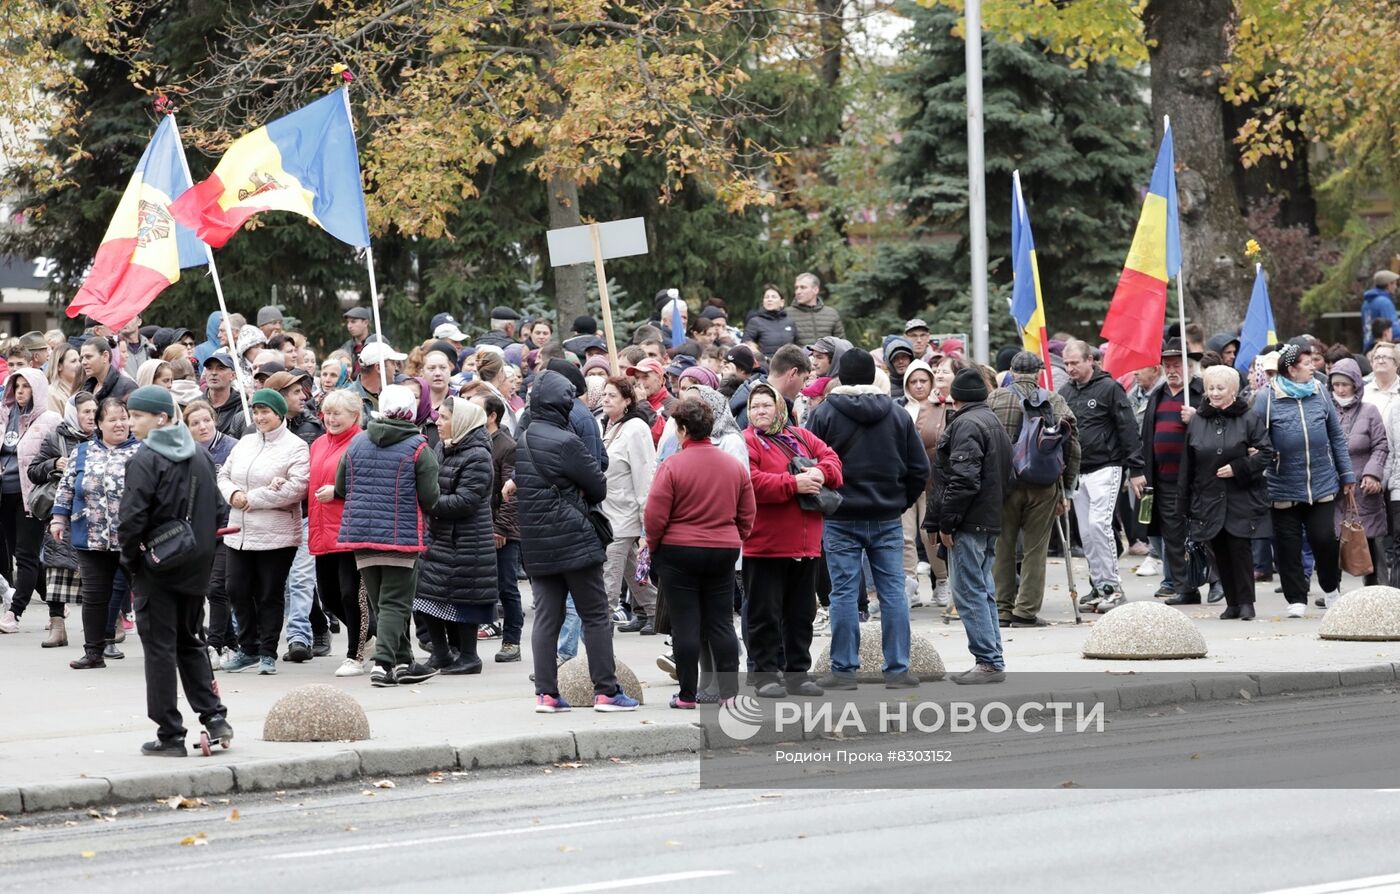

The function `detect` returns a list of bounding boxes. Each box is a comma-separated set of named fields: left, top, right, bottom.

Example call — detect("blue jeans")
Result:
left=282, top=518, right=317, bottom=645
left=497, top=540, right=524, bottom=645
left=823, top=518, right=909, bottom=676
left=557, top=596, right=581, bottom=658
left=950, top=530, right=1004, bottom=670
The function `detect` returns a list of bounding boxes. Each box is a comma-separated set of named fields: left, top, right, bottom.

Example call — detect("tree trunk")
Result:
left=1143, top=0, right=1255, bottom=337
left=547, top=174, right=588, bottom=327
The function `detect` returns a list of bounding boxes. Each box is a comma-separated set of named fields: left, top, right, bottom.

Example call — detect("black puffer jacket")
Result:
left=489, top=428, right=520, bottom=541
left=418, top=428, right=497, bottom=606
left=928, top=402, right=1013, bottom=536
left=287, top=409, right=325, bottom=445
left=1185, top=398, right=1274, bottom=542
left=515, top=371, right=607, bottom=575
left=118, top=436, right=220, bottom=588
left=743, top=309, right=797, bottom=359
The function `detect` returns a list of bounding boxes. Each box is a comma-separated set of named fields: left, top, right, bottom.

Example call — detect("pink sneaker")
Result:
left=121, top=615, right=135, bottom=632
left=535, top=694, right=572, bottom=714
left=669, top=694, right=696, bottom=710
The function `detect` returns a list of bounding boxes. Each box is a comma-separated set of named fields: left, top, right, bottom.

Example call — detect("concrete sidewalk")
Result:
left=1, top=552, right=1396, bottom=813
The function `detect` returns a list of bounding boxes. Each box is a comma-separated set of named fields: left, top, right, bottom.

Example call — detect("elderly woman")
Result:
left=1329, top=358, right=1389, bottom=585
left=217, top=389, right=311, bottom=675
left=645, top=396, right=756, bottom=708
left=27, top=392, right=96, bottom=647
left=1186, top=366, right=1274, bottom=620
left=743, top=382, right=842, bottom=698
left=598, top=376, right=660, bottom=634
left=50, top=398, right=138, bottom=667
left=415, top=396, right=497, bottom=675
left=1257, top=343, right=1354, bottom=616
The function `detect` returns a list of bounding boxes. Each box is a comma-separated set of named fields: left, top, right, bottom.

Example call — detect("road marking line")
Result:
left=501, top=870, right=735, bottom=894
left=267, top=802, right=761, bottom=860
left=1252, top=872, right=1400, bottom=894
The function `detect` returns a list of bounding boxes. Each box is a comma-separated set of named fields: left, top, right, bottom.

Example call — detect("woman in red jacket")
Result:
left=742, top=382, right=843, bottom=698
left=309, top=389, right=375, bottom=677
left=645, top=396, right=756, bottom=709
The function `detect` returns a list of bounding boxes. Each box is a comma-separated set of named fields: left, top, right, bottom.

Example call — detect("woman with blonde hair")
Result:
left=47, top=344, right=82, bottom=414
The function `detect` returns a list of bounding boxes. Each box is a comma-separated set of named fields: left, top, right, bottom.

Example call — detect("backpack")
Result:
left=1011, top=388, right=1067, bottom=487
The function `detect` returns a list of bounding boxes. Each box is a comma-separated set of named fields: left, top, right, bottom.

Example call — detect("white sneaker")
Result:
left=813, top=608, right=830, bottom=637
left=932, top=580, right=950, bottom=607
left=1323, top=590, right=1340, bottom=609
left=335, top=657, right=367, bottom=677
left=1134, top=557, right=1160, bottom=577
left=906, top=576, right=926, bottom=608
left=917, top=561, right=931, bottom=576
left=0, top=610, right=18, bottom=634
left=1287, top=602, right=1306, bottom=618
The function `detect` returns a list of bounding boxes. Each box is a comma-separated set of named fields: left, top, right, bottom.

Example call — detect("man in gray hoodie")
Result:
left=120, top=385, right=230, bottom=757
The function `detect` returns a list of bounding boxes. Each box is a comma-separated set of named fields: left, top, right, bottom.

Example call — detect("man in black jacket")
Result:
left=806, top=348, right=928, bottom=690
left=119, top=386, right=230, bottom=757
left=929, top=369, right=1013, bottom=684
left=1058, top=339, right=1145, bottom=609
left=1139, top=339, right=1206, bottom=607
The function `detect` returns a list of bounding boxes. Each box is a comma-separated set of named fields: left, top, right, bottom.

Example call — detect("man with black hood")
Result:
left=805, top=347, right=928, bottom=690
left=119, top=385, right=231, bottom=756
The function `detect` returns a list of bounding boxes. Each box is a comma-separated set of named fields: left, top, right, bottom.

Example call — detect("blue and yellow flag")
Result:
left=1010, top=171, right=1052, bottom=387
left=1236, top=263, right=1278, bottom=373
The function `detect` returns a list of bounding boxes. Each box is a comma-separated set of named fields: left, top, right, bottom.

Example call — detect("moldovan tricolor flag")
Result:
left=66, top=116, right=208, bottom=328
left=170, top=91, right=370, bottom=250
left=1010, top=171, right=1053, bottom=388
left=1099, top=122, right=1182, bottom=377
left=1235, top=264, right=1278, bottom=373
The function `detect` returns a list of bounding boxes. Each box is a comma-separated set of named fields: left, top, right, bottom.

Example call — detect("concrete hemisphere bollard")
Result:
left=812, top=621, right=946, bottom=682
left=1081, top=600, right=1208, bottom=660
left=1319, top=585, right=1400, bottom=641
left=558, top=650, right=645, bottom=707
left=263, top=684, right=371, bottom=742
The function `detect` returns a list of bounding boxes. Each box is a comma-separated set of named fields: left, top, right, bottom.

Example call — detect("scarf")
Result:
left=441, top=395, right=486, bottom=446
left=1334, top=395, right=1357, bottom=408
left=1278, top=375, right=1316, bottom=399
left=692, top=385, right=739, bottom=441
left=412, top=376, right=438, bottom=426
left=746, top=381, right=788, bottom=436
left=136, top=359, right=166, bottom=388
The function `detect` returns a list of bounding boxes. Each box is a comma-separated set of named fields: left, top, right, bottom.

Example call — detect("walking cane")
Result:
left=1057, top=512, right=1082, bottom=624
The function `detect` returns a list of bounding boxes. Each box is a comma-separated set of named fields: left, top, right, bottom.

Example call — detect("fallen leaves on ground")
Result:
left=226, top=810, right=240, bottom=822
left=1239, top=689, right=1253, bottom=700
left=159, top=795, right=207, bottom=810
left=553, top=761, right=584, bottom=769
left=178, top=833, right=208, bottom=847
left=371, top=779, right=396, bottom=789
left=80, top=851, right=96, bottom=858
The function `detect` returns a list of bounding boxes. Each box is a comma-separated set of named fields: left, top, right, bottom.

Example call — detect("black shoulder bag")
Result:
left=767, top=432, right=843, bottom=516
left=522, top=430, right=613, bottom=547
left=142, top=465, right=199, bottom=571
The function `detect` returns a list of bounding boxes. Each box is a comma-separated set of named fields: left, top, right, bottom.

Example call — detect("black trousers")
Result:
left=1156, top=480, right=1193, bottom=596
left=206, top=544, right=234, bottom=650
left=76, top=550, right=122, bottom=654
left=1273, top=501, right=1341, bottom=604
left=8, top=509, right=45, bottom=617
left=134, top=569, right=226, bottom=741
left=315, top=552, right=374, bottom=659
left=1210, top=531, right=1256, bottom=608
left=656, top=545, right=740, bottom=701
left=225, top=546, right=296, bottom=659
left=743, top=556, right=818, bottom=683
left=530, top=564, right=619, bottom=700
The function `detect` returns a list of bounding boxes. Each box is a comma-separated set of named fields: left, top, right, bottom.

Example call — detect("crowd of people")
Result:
left=1, top=268, right=1397, bottom=751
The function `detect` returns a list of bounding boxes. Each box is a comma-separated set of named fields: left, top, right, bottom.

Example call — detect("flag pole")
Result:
left=339, top=82, right=388, bottom=383
left=169, top=114, right=252, bottom=428
left=1166, top=115, right=1192, bottom=412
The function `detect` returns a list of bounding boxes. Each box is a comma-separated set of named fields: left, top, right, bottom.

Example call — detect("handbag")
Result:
left=141, top=469, right=199, bottom=571
left=26, top=481, right=55, bottom=519
left=522, top=430, right=612, bottom=548
left=1183, top=539, right=1214, bottom=590
left=768, top=434, right=843, bottom=516
left=1339, top=495, right=1373, bottom=577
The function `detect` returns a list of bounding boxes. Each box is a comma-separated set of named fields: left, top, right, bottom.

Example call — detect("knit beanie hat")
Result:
left=950, top=367, right=989, bottom=403
left=128, top=385, right=176, bottom=418
left=839, top=348, right=876, bottom=386
left=250, top=388, right=288, bottom=419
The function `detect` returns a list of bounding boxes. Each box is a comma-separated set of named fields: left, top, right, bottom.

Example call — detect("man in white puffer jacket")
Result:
left=216, top=388, right=310, bottom=676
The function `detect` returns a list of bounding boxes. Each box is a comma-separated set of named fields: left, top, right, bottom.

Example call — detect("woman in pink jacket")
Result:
left=216, top=388, right=309, bottom=676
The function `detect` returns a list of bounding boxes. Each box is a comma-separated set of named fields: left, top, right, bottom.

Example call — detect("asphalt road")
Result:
left=4, top=692, right=1400, bottom=894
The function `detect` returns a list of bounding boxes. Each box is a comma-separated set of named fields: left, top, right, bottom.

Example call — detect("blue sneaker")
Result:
left=594, top=691, right=639, bottom=712
left=258, top=656, right=277, bottom=675
left=535, top=694, right=571, bottom=713
left=221, top=651, right=258, bottom=673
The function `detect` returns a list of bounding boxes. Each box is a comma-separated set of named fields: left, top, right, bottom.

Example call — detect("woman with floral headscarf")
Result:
left=1255, top=342, right=1354, bottom=617
left=741, top=381, right=843, bottom=698
left=415, top=395, right=496, bottom=675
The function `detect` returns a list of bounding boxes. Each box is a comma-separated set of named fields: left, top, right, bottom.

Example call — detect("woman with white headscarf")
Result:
left=415, top=395, right=497, bottom=675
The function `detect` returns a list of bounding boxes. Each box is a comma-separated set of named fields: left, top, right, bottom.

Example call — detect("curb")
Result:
left=6, top=663, right=1396, bottom=815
